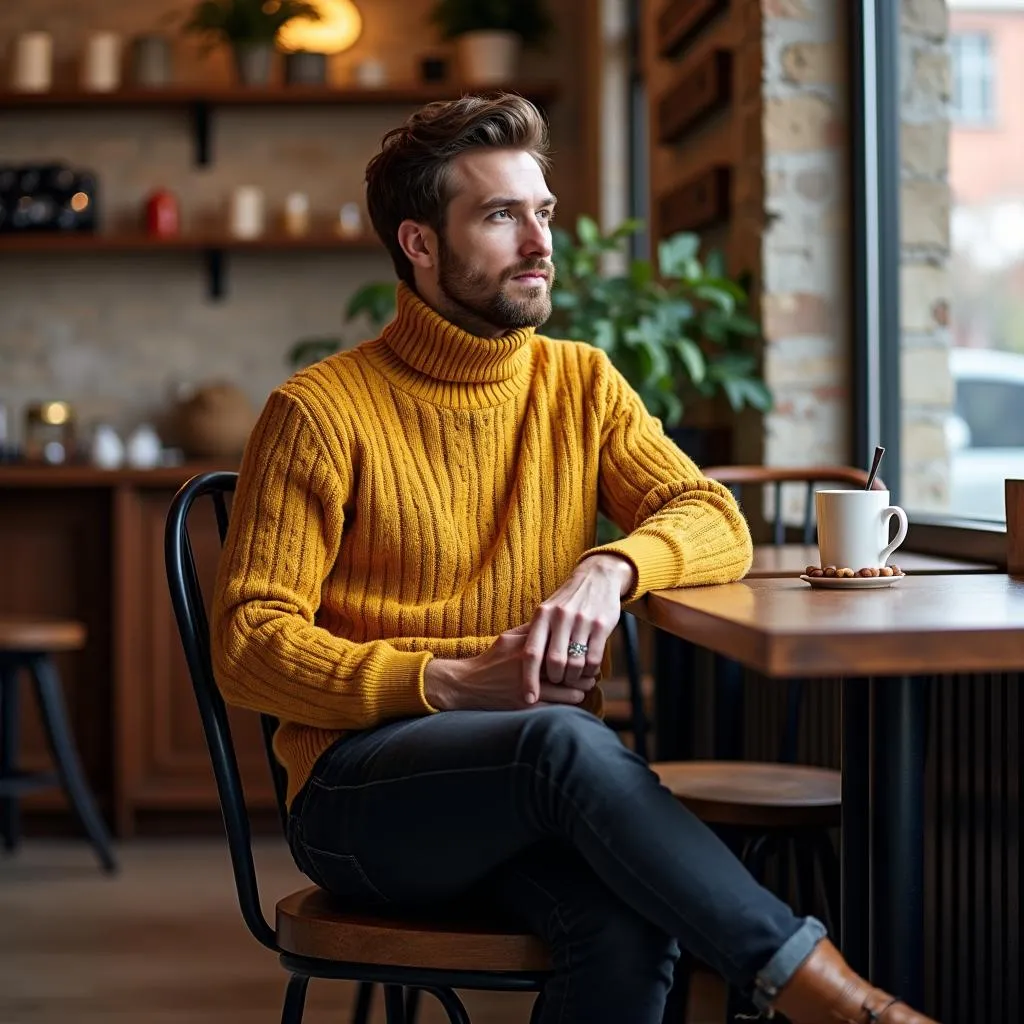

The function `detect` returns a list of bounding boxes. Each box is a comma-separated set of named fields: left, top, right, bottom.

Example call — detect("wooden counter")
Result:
left=0, top=462, right=277, bottom=836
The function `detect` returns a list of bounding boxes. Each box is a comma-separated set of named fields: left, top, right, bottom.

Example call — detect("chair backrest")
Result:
left=702, top=464, right=887, bottom=546
left=164, top=470, right=281, bottom=952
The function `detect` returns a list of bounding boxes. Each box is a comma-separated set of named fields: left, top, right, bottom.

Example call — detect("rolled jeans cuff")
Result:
left=751, top=916, right=829, bottom=1012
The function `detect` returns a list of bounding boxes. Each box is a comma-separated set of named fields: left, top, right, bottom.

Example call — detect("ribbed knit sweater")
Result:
left=211, top=282, right=753, bottom=806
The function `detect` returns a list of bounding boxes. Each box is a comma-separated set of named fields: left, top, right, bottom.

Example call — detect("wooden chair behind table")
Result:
left=164, top=471, right=551, bottom=1024
left=635, top=465, right=885, bottom=1022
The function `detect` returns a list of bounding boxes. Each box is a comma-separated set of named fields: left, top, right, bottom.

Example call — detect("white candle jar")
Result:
left=230, top=186, right=266, bottom=239
left=12, top=32, right=53, bottom=93
left=82, top=32, right=123, bottom=92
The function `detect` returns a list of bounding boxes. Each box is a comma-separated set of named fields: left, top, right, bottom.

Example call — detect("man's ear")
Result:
left=397, top=220, right=436, bottom=271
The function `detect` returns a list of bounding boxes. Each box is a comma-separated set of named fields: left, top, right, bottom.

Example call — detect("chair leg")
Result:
left=405, top=986, right=421, bottom=1022
left=619, top=611, right=650, bottom=761
left=814, top=830, right=842, bottom=937
left=528, top=993, right=547, bottom=1024
left=0, top=663, right=21, bottom=853
left=793, top=838, right=819, bottom=920
left=384, top=985, right=407, bottom=1024
left=425, top=987, right=471, bottom=1024
left=27, top=655, right=117, bottom=873
left=280, top=973, right=309, bottom=1024
left=350, top=982, right=374, bottom=1024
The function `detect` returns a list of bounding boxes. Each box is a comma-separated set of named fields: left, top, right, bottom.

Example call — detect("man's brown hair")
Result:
left=365, top=92, right=551, bottom=287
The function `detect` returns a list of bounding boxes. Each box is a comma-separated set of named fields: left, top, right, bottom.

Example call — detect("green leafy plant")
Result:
left=287, top=282, right=397, bottom=369
left=548, top=217, right=771, bottom=427
left=429, top=0, right=554, bottom=47
left=182, top=0, right=321, bottom=46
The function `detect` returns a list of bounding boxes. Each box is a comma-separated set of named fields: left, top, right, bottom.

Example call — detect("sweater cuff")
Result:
left=363, top=649, right=439, bottom=719
left=578, top=534, right=683, bottom=603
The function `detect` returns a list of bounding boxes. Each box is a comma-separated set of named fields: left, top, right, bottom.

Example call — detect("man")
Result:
left=211, top=93, right=938, bottom=1024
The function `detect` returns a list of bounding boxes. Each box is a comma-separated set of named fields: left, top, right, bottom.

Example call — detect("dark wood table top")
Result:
left=636, top=574, right=1024, bottom=678
left=747, top=544, right=999, bottom=578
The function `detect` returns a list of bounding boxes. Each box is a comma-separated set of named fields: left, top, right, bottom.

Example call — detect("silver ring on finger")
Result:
left=567, top=641, right=589, bottom=658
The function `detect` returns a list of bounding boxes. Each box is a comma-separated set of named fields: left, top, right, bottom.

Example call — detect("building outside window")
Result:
left=951, top=32, right=995, bottom=124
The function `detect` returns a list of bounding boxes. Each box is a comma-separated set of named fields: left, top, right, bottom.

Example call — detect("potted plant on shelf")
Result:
left=429, top=0, right=554, bottom=86
left=183, top=0, right=322, bottom=86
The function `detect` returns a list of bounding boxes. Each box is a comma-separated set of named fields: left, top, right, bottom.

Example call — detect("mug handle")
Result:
left=880, top=505, right=909, bottom=565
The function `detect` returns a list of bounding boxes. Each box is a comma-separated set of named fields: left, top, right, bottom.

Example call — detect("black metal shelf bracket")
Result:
left=191, top=101, right=212, bottom=166
left=204, top=248, right=225, bottom=300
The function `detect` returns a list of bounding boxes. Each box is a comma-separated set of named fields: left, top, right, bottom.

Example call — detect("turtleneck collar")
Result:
left=364, top=282, right=537, bottom=408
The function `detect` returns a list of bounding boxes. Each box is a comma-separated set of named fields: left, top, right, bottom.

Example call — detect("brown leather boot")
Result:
left=772, top=939, right=940, bottom=1023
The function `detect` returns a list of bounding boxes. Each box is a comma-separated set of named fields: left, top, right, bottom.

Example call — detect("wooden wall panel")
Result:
left=644, top=0, right=743, bottom=253
left=128, top=490, right=275, bottom=809
left=657, top=49, right=732, bottom=144
left=657, top=0, right=731, bottom=59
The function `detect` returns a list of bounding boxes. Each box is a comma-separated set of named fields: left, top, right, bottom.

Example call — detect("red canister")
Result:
left=145, top=188, right=180, bottom=237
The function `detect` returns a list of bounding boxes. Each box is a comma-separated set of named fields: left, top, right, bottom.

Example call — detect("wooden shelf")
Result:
left=0, top=232, right=383, bottom=298
left=0, top=232, right=380, bottom=253
left=0, top=81, right=560, bottom=109
left=0, top=81, right=559, bottom=166
left=0, top=462, right=236, bottom=489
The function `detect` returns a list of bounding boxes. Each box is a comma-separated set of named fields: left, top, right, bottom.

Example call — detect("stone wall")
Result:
left=901, top=0, right=953, bottom=510
left=758, top=0, right=850, bottom=514
left=0, top=0, right=589, bottom=445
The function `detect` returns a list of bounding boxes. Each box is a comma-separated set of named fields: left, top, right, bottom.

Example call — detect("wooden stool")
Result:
left=653, top=760, right=841, bottom=913
left=654, top=761, right=841, bottom=1022
left=0, top=617, right=116, bottom=872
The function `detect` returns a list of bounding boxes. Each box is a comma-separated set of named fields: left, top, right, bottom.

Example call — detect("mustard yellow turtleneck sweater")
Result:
left=211, top=283, right=752, bottom=806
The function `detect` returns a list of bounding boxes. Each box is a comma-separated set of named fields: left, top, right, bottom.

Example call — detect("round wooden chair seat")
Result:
left=0, top=617, right=86, bottom=653
left=276, top=886, right=551, bottom=973
left=652, top=761, right=842, bottom=829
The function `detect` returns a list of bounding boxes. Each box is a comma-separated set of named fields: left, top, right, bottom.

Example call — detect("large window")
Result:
left=951, top=32, right=995, bottom=125
left=890, top=5, right=1024, bottom=522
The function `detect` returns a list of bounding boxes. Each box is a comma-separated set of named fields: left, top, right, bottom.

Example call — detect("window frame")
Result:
left=850, top=1, right=1009, bottom=545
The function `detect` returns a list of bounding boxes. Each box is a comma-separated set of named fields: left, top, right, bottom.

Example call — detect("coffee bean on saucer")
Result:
left=880, top=566, right=893, bottom=577
left=823, top=566, right=838, bottom=577
left=806, top=565, right=819, bottom=576
left=857, top=568, right=873, bottom=578
left=891, top=564, right=902, bottom=576
left=809, top=569, right=824, bottom=577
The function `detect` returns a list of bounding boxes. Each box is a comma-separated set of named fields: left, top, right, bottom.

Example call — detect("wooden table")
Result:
left=747, top=544, right=999, bottom=579
left=634, top=574, right=1024, bottom=1008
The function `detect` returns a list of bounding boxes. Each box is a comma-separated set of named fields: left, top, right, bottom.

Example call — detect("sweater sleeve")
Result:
left=579, top=352, right=753, bottom=600
left=210, top=388, right=436, bottom=730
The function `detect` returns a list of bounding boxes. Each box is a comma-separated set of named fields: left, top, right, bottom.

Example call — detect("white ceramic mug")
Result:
left=815, top=489, right=909, bottom=569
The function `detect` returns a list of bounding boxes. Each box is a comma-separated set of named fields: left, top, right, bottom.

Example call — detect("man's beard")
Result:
left=437, top=237, right=554, bottom=332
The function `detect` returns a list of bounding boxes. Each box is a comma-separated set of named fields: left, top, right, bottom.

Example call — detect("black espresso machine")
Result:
left=0, top=162, right=99, bottom=232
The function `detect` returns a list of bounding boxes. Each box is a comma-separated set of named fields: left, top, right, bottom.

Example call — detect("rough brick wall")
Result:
left=0, top=0, right=587, bottom=443
left=901, top=0, right=952, bottom=510
left=759, top=0, right=850, bottom=514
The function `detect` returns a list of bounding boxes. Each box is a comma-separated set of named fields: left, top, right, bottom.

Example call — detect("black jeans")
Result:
left=286, top=707, right=825, bottom=1023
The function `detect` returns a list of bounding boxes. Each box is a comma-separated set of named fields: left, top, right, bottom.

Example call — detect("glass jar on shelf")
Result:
left=24, top=401, right=76, bottom=464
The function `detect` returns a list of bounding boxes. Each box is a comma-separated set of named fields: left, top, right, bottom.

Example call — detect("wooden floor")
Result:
left=0, top=839, right=724, bottom=1024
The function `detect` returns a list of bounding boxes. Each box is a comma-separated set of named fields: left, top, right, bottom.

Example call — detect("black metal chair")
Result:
left=164, top=470, right=551, bottom=1024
